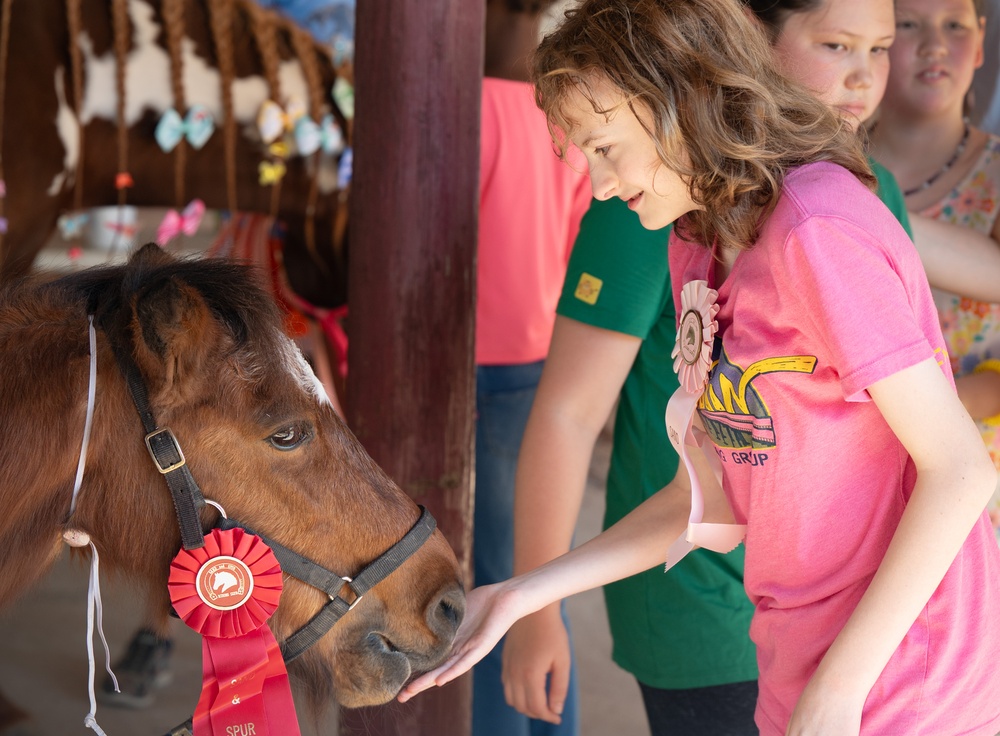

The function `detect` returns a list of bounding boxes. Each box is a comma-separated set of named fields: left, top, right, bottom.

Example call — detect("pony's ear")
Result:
left=130, top=242, right=174, bottom=268
left=131, top=277, right=220, bottom=403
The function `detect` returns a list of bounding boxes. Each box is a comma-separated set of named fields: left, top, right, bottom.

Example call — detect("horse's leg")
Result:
left=0, top=0, right=68, bottom=280
left=0, top=115, right=64, bottom=282
left=0, top=216, right=60, bottom=283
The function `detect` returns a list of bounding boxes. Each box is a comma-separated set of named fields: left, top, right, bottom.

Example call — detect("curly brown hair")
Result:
left=532, top=0, right=876, bottom=252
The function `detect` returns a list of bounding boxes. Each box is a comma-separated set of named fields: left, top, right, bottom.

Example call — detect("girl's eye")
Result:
left=595, top=145, right=611, bottom=157
left=268, top=423, right=312, bottom=451
left=872, top=46, right=890, bottom=55
left=822, top=43, right=847, bottom=52
left=896, top=20, right=916, bottom=30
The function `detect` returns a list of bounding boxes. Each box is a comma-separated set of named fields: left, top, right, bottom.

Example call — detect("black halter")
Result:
left=100, top=327, right=436, bottom=735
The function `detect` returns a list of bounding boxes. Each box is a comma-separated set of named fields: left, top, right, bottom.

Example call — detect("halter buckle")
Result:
left=145, top=427, right=187, bottom=474
left=332, top=576, right=363, bottom=611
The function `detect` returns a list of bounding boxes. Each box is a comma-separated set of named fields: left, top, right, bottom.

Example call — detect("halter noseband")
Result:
left=99, top=320, right=436, bottom=677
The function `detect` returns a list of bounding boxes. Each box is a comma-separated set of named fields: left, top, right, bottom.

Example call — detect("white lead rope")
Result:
left=83, top=541, right=117, bottom=736
left=69, top=315, right=97, bottom=516
left=63, top=315, right=119, bottom=735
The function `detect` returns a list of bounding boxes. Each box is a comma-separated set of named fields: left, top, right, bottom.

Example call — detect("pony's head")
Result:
left=2, top=245, right=464, bottom=706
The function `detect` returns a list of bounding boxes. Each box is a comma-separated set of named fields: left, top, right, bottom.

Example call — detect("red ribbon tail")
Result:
left=193, top=627, right=300, bottom=736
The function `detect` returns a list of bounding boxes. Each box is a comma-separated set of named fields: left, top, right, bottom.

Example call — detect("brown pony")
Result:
left=0, top=245, right=464, bottom=728
left=0, top=0, right=349, bottom=307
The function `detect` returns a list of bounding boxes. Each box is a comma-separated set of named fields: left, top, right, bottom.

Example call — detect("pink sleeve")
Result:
left=777, top=214, right=939, bottom=402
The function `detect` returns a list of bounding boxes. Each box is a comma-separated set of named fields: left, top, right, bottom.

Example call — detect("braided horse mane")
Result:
left=0, top=0, right=351, bottom=308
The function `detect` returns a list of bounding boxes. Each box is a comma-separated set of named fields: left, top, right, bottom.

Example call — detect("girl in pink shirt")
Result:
left=400, top=0, right=1000, bottom=733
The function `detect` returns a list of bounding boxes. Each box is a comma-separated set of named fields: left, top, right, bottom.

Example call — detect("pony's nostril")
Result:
left=438, top=599, right=459, bottom=629
left=429, top=584, right=466, bottom=638
left=367, top=632, right=399, bottom=654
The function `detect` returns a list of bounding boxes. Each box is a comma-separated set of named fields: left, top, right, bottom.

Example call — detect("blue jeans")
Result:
left=473, top=362, right=579, bottom=736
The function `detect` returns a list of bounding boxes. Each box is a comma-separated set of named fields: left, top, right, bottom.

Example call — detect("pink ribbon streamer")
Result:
left=664, top=387, right=746, bottom=571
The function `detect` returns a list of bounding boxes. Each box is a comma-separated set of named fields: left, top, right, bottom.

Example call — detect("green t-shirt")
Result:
left=557, top=197, right=757, bottom=689
left=872, top=158, right=913, bottom=239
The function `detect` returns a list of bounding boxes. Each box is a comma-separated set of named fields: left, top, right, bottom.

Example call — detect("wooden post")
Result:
left=340, top=0, right=482, bottom=735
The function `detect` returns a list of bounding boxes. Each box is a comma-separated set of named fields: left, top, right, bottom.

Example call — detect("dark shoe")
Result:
left=98, top=629, right=174, bottom=709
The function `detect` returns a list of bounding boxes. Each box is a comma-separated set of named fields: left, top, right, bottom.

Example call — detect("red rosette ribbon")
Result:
left=169, top=528, right=301, bottom=736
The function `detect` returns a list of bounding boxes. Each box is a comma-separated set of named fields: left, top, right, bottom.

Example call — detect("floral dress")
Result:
left=924, top=134, right=1000, bottom=539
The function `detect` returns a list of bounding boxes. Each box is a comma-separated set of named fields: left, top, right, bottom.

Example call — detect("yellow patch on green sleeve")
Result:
left=574, top=273, right=603, bottom=305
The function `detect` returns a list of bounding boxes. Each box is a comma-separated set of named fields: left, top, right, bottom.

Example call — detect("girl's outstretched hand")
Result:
left=398, top=581, right=525, bottom=702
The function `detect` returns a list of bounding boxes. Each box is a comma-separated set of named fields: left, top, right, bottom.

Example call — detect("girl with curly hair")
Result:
left=402, top=0, right=1000, bottom=733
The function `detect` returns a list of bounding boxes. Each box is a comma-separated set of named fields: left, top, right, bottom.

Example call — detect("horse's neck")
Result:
left=0, top=300, right=90, bottom=606
left=0, top=297, right=161, bottom=607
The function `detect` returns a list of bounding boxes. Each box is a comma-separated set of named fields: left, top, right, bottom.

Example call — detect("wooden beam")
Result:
left=341, top=0, right=482, bottom=734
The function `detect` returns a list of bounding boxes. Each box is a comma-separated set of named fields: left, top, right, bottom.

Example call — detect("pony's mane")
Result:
left=48, top=247, right=286, bottom=361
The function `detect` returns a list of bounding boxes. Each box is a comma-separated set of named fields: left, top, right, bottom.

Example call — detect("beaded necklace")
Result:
left=903, top=118, right=970, bottom=197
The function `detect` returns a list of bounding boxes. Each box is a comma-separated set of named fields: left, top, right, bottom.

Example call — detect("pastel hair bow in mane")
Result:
left=258, top=160, right=287, bottom=186
left=332, top=78, right=354, bottom=121
left=58, top=211, right=90, bottom=240
left=337, top=147, right=353, bottom=189
left=257, top=99, right=307, bottom=145
left=294, top=114, right=344, bottom=157
left=157, top=199, right=206, bottom=245
left=155, top=105, right=216, bottom=153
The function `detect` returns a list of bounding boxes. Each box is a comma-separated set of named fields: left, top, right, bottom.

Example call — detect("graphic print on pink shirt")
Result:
left=698, top=342, right=816, bottom=455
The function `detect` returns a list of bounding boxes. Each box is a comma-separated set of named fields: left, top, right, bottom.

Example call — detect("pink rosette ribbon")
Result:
left=671, top=280, right=719, bottom=394
left=157, top=199, right=206, bottom=246
left=665, top=280, right=746, bottom=571
left=169, top=528, right=300, bottom=736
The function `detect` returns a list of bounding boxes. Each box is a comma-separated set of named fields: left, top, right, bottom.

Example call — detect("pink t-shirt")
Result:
left=670, top=162, right=1000, bottom=735
left=476, top=77, right=592, bottom=365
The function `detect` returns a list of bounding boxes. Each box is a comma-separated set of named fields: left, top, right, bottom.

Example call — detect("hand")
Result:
left=501, top=605, right=571, bottom=724
left=785, top=673, right=865, bottom=736
left=398, top=581, right=526, bottom=702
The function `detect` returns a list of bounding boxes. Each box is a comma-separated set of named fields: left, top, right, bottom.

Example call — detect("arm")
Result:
left=398, top=428, right=732, bottom=702
left=787, top=357, right=997, bottom=735
left=502, top=316, right=641, bottom=723
left=951, top=217, right=1000, bottom=419
left=909, top=213, right=1000, bottom=301
left=399, top=477, right=690, bottom=704
left=955, top=366, right=1000, bottom=421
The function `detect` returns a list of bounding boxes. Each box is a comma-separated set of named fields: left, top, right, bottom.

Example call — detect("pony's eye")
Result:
left=268, top=423, right=312, bottom=451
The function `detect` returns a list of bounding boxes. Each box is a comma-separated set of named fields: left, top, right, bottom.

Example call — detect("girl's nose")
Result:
left=590, top=166, right=617, bottom=201
left=845, top=57, right=874, bottom=90
left=918, top=25, right=948, bottom=58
